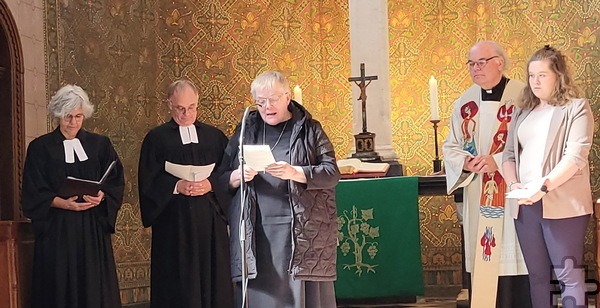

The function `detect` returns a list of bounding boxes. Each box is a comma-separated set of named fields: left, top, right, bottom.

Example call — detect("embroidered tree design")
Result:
left=337, top=206, right=380, bottom=276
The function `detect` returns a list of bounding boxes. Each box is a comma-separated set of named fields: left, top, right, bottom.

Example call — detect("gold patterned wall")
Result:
left=44, top=0, right=599, bottom=304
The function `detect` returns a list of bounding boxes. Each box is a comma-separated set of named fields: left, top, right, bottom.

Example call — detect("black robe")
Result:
left=138, top=119, right=233, bottom=308
left=22, top=128, right=125, bottom=308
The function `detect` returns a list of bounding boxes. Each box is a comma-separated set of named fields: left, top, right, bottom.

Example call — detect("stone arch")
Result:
left=0, top=0, right=25, bottom=220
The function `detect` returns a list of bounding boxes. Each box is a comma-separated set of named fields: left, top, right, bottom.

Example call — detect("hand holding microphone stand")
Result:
left=238, top=105, right=252, bottom=308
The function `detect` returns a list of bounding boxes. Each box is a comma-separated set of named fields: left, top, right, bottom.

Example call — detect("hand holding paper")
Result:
left=57, top=160, right=117, bottom=200
left=176, top=178, right=212, bottom=196
left=506, top=178, right=545, bottom=203
left=242, top=145, right=276, bottom=172
left=265, top=161, right=298, bottom=180
left=165, top=161, right=215, bottom=181
left=240, top=164, right=258, bottom=182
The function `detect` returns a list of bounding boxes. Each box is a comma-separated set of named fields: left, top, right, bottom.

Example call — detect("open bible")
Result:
left=337, top=158, right=390, bottom=175
left=57, top=160, right=117, bottom=199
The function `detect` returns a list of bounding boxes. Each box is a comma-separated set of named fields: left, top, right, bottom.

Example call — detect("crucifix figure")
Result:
left=348, top=63, right=381, bottom=161
left=348, top=63, right=378, bottom=133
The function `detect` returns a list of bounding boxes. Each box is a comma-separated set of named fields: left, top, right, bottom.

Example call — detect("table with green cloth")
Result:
left=335, top=176, right=423, bottom=301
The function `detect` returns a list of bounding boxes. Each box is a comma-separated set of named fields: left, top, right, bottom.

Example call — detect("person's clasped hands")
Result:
left=176, top=178, right=212, bottom=196
left=463, top=154, right=498, bottom=173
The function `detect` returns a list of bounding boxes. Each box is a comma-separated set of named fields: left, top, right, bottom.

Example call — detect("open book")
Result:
left=57, top=160, right=117, bottom=199
left=337, top=158, right=390, bottom=175
left=165, top=161, right=215, bottom=181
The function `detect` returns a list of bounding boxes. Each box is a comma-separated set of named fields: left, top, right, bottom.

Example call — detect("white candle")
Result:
left=429, top=76, right=439, bottom=121
left=293, top=85, right=303, bottom=105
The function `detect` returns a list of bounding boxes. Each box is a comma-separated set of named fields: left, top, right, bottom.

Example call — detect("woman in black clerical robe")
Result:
left=22, top=85, right=124, bottom=308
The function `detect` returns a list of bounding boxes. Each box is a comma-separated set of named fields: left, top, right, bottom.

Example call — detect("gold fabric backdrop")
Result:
left=44, top=0, right=599, bottom=304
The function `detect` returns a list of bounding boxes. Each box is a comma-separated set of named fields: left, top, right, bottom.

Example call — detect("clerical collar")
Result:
left=481, top=76, right=509, bottom=101
left=63, top=138, right=88, bottom=163
left=179, top=125, right=198, bottom=144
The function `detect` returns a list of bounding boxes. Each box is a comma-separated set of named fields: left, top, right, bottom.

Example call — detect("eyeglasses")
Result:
left=466, top=56, right=499, bottom=69
left=63, top=114, right=85, bottom=122
left=255, top=92, right=288, bottom=108
left=170, top=102, right=199, bottom=114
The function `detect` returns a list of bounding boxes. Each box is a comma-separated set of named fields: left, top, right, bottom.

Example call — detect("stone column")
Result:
left=348, top=0, right=396, bottom=160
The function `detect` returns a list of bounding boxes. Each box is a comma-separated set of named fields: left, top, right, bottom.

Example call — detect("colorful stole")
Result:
left=463, top=100, right=515, bottom=307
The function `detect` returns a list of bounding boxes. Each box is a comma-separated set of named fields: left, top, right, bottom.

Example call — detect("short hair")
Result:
left=47, top=84, right=94, bottom=119
left=518, top=45, right=580, bottom=109
left=250, top=71, right=290, bottom=98
left=472, top=40, right=510, bottom=72
left=166, top=79, right=199, bottom=100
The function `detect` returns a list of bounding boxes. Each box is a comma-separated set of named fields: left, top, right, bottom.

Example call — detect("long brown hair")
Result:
left=518, top=45, right=580, bottom=109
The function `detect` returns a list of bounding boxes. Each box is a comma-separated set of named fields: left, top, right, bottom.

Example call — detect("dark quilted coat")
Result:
left=218, top=100, right=340, bottom=282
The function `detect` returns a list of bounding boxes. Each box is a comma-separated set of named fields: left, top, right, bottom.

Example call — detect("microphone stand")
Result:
left=238, top=105, right=252, bottom=308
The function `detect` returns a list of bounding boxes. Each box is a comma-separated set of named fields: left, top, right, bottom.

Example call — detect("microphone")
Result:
left=237, top=104, right=254, bottom=308
left=238, top=105, right=253, bottom=161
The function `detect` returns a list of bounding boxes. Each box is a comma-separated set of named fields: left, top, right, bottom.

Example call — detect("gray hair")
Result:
left=47, top=84, right=94, bottom=119
left=473, top=40, right=510, bottom=72
left=167, top=79, right=199, bottom=99
left=250, top=71, right=290, bottom=98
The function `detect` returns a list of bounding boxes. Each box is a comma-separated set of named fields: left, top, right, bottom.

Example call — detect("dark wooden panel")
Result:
left=0, top=221, right=33, bottom=308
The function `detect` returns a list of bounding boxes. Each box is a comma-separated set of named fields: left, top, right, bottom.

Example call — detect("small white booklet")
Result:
left=242, top=145, right=276, bottom=172
left=165, top=161, right=215, bottom=181
left=506, top=178, right=545, bottom=199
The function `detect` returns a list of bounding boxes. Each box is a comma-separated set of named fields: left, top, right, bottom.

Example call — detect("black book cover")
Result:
left=56, top=160, right=116, bottom=199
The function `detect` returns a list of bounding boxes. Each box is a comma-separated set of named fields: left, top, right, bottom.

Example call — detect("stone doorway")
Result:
left=0, top=0, right=24, bottom=221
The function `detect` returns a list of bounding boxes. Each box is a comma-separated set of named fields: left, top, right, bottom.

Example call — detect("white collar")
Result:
left=179, top=125, right=199, bottom=144
left=63, top=138, right=88, bottom=163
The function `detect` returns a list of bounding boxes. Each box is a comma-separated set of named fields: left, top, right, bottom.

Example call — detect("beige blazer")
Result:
left=503, top=98, right=594, bottom=219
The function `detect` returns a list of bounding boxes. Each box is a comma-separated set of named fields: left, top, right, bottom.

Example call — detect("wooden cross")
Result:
left=348, top=63, right=378, bottom=133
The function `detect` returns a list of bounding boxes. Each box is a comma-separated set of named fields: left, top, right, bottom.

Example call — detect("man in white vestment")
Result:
left=443, top=41, right=532, bottom=307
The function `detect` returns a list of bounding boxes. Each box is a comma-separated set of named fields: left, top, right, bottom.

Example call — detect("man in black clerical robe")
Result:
left=138, top=80, right=232, bottom=308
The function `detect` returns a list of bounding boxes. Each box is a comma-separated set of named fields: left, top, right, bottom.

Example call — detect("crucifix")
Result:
left=348, top=63, right=378, bottom=133
left=348, top=63, right=381, bottom=161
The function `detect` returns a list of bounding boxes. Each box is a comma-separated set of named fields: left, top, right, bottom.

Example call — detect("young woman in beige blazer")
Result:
left=502, top=46, right=594, bottom=308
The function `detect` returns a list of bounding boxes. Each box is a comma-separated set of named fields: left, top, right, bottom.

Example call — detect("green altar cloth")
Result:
left=335, top=176, right=423, bottom=299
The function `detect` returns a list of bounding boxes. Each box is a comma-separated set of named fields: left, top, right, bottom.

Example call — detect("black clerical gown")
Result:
left=22, top=128, right=125, bottom=308
left=138, top=119, right=233, bottom=308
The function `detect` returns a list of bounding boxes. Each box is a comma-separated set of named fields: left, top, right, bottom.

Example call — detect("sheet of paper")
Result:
left=505, top=187, right=538, bottom=199
left=243, top=145, right=276, bottom=172
left=505, top=178, right=545, bottom=199
left=165, top=161, right=215, bottom=181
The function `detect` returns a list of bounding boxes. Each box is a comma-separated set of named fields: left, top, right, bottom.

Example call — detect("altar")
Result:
left=335, top=176, right=423, bottom=302
left=335, top=175, right=456, bottom=304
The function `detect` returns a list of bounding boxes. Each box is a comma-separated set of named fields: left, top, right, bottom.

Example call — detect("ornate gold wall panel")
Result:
left=45, top=0, right=159, bottom=303
left=44, top=0, right=598, bottom=304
